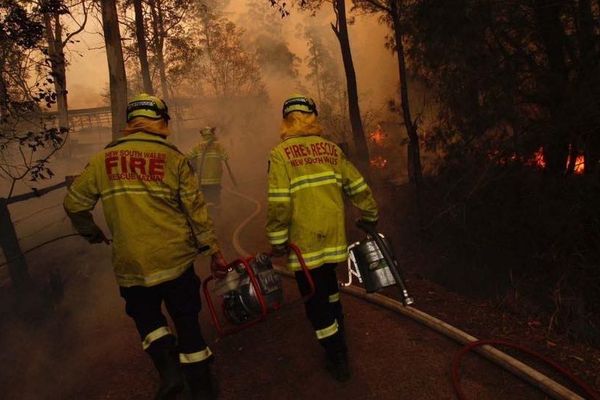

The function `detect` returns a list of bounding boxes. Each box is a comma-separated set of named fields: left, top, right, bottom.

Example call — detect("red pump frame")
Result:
left=202, top=243, right=315, bottom=337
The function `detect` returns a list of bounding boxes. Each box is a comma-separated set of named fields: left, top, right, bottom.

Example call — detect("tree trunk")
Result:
left=331, top=0, right=369, bottom=168
left=0, top=198, right=31, bottom=290
left=0, top=55, right=9, bottom=123
left=576, top=0, right=595, bottom=62
left=534, top=0, right=570, bottom=175
left=390, top=1, right=422, bottom=183
left=390, top=0, right=424, bottom=226
left=313, top=45, right=323, bottom=106
left=133, top=0, right=154, bottom=94
left=576, top=0, right=600, bottom=175
left=101, top=0, right=128, bottom=140
left=566, top=143, right=577, bottom=175
left=149, top=0, right=169, bottom=101
left=43, top=13, right=69, bottom=131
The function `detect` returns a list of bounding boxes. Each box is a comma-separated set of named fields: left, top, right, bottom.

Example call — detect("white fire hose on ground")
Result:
left=225, top=186, right=590, bottom=400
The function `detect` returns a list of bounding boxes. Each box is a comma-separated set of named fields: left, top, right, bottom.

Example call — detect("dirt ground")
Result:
left=4, top=180, right=597, bottom=400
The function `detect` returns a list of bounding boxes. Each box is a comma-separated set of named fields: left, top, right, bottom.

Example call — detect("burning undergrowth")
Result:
left=410, top=157, right=600, bottom=344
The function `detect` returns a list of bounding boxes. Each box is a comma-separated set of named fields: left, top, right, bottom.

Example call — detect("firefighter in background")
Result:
left=266, top=95, right=378, bottom=382
left=187, top=127, right=235, bottom=207
left=64, top=93, right=227, bottom=400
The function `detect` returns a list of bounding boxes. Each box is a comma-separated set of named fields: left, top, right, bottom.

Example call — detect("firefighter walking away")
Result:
left=64, top=93, right=228, bottom=399
left=187, top=126, right=235, bottom=208
left=266, top=94, right=378, bottom=382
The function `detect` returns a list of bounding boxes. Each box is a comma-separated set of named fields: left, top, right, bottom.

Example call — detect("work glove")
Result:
left=210, top=251, right=229, bottom=279
left=271, top=243, right=289, bottom=257
left=83, top=226, right=110, bottom=244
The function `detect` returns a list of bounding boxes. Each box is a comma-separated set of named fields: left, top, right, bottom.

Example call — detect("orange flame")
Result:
left=528, top=147, right=584, bottom=175
left=532, top=147, right=546, bottom=169
left=369, top=126, right=386, bottom=146
left=572, top=155, right=585, bottom=174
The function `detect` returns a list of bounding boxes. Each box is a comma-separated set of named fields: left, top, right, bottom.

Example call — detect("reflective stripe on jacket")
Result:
left=266, top=135, right=378, bottom=270
left=188, top=140, right=228, bottom=186
left=64, top=132, right=219, bottom=287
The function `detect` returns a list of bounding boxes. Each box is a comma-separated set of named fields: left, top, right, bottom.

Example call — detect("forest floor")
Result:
left=0, top=178, right=599, bottom=399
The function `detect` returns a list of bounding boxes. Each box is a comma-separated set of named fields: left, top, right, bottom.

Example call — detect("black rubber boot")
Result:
left=148, top=345, right=186, bottom=400
left=325, top=350, right=351, bottom=382
left=181, top=362, right=217, bottom=400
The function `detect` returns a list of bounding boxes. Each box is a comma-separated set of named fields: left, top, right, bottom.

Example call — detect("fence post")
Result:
left=0, top=197, right=31, bottom=289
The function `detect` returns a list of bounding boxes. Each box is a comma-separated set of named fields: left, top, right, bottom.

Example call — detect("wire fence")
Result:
left=17, top=216, right=69, bottom=241
left=0, top=200, right=76, bottom=286
left=0, top=233, right=80, bottom=287
left=12, top=203, right=63, bottom=225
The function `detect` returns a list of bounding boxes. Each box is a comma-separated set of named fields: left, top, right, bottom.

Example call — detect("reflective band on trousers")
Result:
left=316, top=320, right=339, bottom=340
left=328, top=292, right=340, bottom=303
left=179, top=347, right=213, bottom=364
left=267, top=229, right=289, bottom=245
left=142, top=326, right=172, bottom=350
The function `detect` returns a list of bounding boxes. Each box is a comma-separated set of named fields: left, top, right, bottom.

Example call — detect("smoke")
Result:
left=0, top=5, right=421, bottom=397
left=0, top=211, right=137, bottom=399
left=62, top=1, right=401, bottom=120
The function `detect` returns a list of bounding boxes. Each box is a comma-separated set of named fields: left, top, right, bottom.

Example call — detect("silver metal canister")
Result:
left=350, top=233, right=397, bottom=293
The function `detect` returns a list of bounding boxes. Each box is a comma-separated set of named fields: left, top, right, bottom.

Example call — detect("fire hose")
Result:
left=225, top=186, right=599, bottom=400
left=2, top=189, right=598, bottom=398
left=452, top=339, right=599, bottom=400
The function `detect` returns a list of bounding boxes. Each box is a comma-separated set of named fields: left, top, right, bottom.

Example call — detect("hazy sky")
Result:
left=64, top=2, right=398, bottom=111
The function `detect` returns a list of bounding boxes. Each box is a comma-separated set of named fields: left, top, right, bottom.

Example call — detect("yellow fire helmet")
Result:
left=282, top=94, right=318, bottom=118
left=126, top=93, right=170, bottom=123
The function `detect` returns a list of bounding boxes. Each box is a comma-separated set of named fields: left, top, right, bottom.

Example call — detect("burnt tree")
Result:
left=133, top=0, right=154, bottom=94
left=101, top=0, right=128, bottom=139
left=40, top=0, right=88, bottom=131
left=330, top=0, right=369, bottom=168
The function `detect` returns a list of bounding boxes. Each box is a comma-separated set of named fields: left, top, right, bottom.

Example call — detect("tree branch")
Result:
left=356, top=0, right=391, bottom=14
left=64, top=0, right=89, bottom=46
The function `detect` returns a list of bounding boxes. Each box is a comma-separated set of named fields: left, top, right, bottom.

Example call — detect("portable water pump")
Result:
left=202, top=244, right=314, bottom=336
left=344, top=221, right=414, bottom=306
left=221, top=253, right=283, bottom=325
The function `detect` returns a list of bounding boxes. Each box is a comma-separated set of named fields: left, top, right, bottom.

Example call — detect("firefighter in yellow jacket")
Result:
left=187, top=127, right=232, bottom=207
left=64, top=94, right=227, bottom=400
left=266, top=95, right=378, bottom=382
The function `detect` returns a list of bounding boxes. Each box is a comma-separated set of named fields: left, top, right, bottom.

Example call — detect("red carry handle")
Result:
left=202, top=243, right=314, bottom=337
left=202, top=257, right=269, bottom=337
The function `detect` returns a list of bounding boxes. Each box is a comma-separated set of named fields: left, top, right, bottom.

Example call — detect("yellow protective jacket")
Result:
left=187, top=139, right=228, bottom=186
left=266, top=131, right=378, bottom=271
left=64, top=131, right=219, bottom=287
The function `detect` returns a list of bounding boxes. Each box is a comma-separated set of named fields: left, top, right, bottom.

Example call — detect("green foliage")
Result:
left=0, top=0, right=67, bottom=195
left=167, top=6, right=266, bottom=98
left=407, top=0, right=600, bottom=175
left=350, top=0, right=600, bottom=342
left=422, top=166, right=600, bottom=342
left=1, top=1, right=44, bottom=48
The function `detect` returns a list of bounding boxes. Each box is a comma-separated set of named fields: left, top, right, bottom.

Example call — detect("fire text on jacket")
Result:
left=105, top=150, right=166, bottom=181
left=283, top=142, right=339, bottom=167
